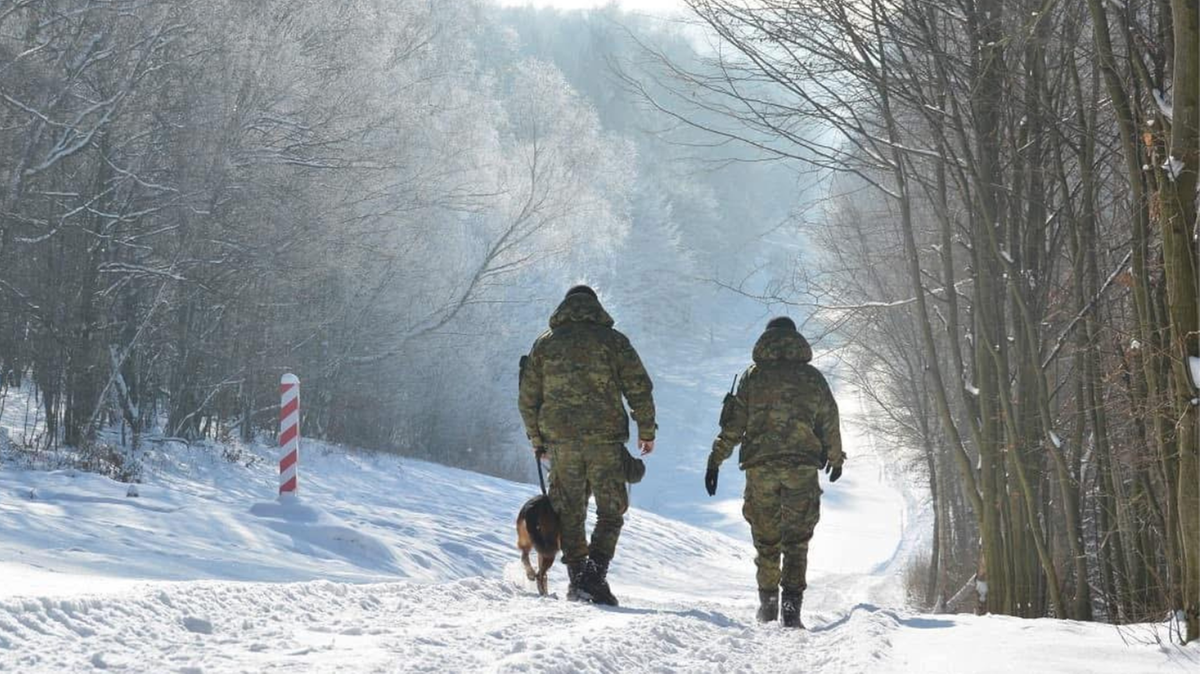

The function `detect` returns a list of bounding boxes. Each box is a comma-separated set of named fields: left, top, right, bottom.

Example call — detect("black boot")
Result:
left=781, top=589, right=805, bottom=629
left=756, top=589, right=779, bottom=623
left=566, top=561, right=591, bottom=602
left=587, top=554, right=619, bottom=607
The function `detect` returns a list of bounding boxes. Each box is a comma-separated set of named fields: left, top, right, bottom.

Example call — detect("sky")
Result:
left=495, top=0, right=686, bottom=14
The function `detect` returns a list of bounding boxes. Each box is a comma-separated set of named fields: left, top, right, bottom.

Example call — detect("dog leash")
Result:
left=536, top=451, right=547, bottom=496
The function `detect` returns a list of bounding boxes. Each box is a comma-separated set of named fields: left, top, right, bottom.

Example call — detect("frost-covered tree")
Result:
left=636, top=0, right=1198, bottom=639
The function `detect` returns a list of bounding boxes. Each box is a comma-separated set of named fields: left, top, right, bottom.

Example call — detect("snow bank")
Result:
left=248, top=499, right=400, bottom=574
left=0, top=438, right=749, bottom=591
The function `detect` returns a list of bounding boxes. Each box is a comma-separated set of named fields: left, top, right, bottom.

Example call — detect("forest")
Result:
left=0, top=0, right=1197, bottom=645
left=637, top=0, right=1198, bottom=643
left=0, top=1, right=795, bottom=478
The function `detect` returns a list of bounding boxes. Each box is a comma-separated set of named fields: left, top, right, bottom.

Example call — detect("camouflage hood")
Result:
left=752, top=327, right=813, bottom=364
left=710, top=324, right=841, bottom=472
left=549, top=293, right=615, bottom=329
left=520, top=289, right=655, bottom=449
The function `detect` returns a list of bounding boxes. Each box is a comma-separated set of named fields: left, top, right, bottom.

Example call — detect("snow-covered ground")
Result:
left=1, top=384, right=1197, bottom=672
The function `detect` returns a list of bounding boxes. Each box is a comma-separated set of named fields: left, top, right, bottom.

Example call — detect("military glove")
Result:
left=825, top=463, right=842, bottom=483
left=705, top=466, right=719, bottom=496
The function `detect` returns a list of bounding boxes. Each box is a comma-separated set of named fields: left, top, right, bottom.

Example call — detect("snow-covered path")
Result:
left=3, top=567, right=1190, bottom=672
left=1, top=386, right=1196, bottom=672
left=0, top=576, right=865, bottom=672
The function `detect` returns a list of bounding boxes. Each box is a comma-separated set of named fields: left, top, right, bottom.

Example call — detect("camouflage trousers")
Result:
left=743, top=464, right=822, bottom=593
left=548, top=443, right=629, bottom=565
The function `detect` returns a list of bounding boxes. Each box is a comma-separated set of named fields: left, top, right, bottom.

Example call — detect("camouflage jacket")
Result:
left=518, top=294, right=656, bottom=448
left=709, top=327, right=843, bottom=471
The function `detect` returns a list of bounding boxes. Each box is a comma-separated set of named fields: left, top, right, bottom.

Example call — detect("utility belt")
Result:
left=739, top=447, right=825, bottom=471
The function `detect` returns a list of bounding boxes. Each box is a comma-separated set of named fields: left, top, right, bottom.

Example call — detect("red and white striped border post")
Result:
left=279, top=373, right=300, bottom=497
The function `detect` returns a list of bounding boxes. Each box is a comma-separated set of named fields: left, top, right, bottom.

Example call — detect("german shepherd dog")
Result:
left=516, top=494, right=561, bottom=596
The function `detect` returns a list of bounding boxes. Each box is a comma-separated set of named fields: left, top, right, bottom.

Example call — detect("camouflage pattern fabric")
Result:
left=708, top=323, right=842, bottom=594
left=743, top=464, right=822, bottom=592
left=548, top=443, right=629, bottom=565
left=519, top=292, right=655, bottom=567
left=518, top=293, right=656, bottom=449
left=709, top=326, right=843, bottom=471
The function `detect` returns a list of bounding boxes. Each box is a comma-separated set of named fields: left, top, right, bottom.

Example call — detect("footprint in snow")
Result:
left=182, top=616, right=213, bottom=635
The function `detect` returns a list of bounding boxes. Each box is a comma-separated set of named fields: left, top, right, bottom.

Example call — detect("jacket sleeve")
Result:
left=708, top=372, right=749, bottom=470
left=614, top=333, right=656, bottom=441
left=518, top=346, right=544, bottom=448
left=814, top=376, right=843, bottom=467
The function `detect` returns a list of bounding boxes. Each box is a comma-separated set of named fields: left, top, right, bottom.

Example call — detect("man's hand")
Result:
left=638, top=439, right=655, bottom=456
left=705, top=466, right=719, bottom=496
left=533, top=446, right=546, bottom=458
left=825, top=463, right=842, bottom=483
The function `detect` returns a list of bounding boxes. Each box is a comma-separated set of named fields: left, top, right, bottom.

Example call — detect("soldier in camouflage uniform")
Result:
left=519, top=285, right=656, bottom=606
left=706, top=316, right=843, bottom=628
